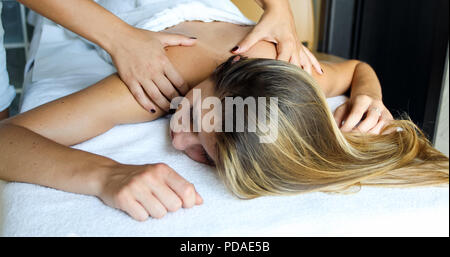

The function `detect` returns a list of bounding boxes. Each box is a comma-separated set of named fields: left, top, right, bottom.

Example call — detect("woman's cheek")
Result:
left=184, top=147, right=205, bottom=164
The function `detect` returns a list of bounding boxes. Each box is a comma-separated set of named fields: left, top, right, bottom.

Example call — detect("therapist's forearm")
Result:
left=0, top=123, right=117, bottom=196
left=18, top=0, right=132, bottom=53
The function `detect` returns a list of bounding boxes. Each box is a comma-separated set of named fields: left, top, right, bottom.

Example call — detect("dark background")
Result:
left=317, top=0, right=449, bottom=141
left=1, top=1, right=31, bottom=116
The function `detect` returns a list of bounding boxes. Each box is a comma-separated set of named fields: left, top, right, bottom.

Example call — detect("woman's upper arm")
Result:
left=2, top=74, right=162, bottom=146
left=312, top=60, right=361, bottom=97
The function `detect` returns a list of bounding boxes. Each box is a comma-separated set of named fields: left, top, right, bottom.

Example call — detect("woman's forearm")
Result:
left=18, top=0, right=131, bottom=53
left=0, top=123, right=204, bottom=221
left=333, top=61, right=392, bottom=133
left=350, top=62, right=383, bottom=100
left=0, top=123, right=116, bottom=196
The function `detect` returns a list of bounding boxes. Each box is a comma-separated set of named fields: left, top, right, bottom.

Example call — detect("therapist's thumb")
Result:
left=231, top=31, right=261, bottom=54
left=159, top=32, right=198, bottom=47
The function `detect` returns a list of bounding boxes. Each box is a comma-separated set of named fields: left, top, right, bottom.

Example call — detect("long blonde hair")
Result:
left=212, top=56, right=449, bottom=198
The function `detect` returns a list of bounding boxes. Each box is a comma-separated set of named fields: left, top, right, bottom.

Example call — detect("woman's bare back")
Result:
left=162, top=21, right=277, bottom=87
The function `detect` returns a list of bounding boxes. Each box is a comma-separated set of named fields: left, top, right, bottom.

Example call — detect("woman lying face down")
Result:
left=0, top=21, right=448, bottom=221
left=171, top=55, right=449, bottom=198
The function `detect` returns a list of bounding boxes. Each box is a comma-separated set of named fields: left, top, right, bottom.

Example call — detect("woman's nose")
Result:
left=172, top=131, right=201, bottom=151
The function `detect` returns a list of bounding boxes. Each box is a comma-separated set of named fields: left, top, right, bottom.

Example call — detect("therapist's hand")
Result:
left=98, top=163, right=203, bottom=221
left=109, top=28, right=197, bottom=112
left=231, top=1, right=322, bottom=75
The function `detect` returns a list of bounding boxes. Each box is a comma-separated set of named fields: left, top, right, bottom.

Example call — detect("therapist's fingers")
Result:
left=303, top=45, right=323, bottom=75
left=153, top=74, right=180, bottom=101
left=277, top=40, right=295, bottom=63
left=128, top=81, right=157, bottom=113
left=164, top=63, right=190, bottom=95
left=158, top=32, right=197, bottom=47
left=300, top=53, right=312, bottom=75
left=231, top=30, right=262, bottom=54
left=299, top=48, right=313, bottom=75
left=142, top=80, right=171, bottom=112
left=289, top=51, right=301, bottom=67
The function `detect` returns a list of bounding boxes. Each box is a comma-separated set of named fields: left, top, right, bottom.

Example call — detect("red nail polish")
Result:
left=190, top=37, right=197, bottom=39
left=150, top=109, right=156, bottom=113
left=231, top=46, right=239, bottom=52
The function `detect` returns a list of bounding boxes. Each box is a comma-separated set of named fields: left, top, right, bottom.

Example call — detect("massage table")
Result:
left=0, top=1, right=448, bottom=236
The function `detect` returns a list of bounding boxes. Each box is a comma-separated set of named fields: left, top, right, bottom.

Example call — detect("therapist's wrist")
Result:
left=100, top=22, right=137, bottom=56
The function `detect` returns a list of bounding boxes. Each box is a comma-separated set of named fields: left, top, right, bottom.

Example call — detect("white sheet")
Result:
left=1, top=4, right=448, bottom=237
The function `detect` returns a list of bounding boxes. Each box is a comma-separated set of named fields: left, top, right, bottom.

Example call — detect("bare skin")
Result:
left=0, top=108, right=8, bottom=121
left=19, top=0, right=322, bottom=112
left=0, top=21, right=392, bottom=221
